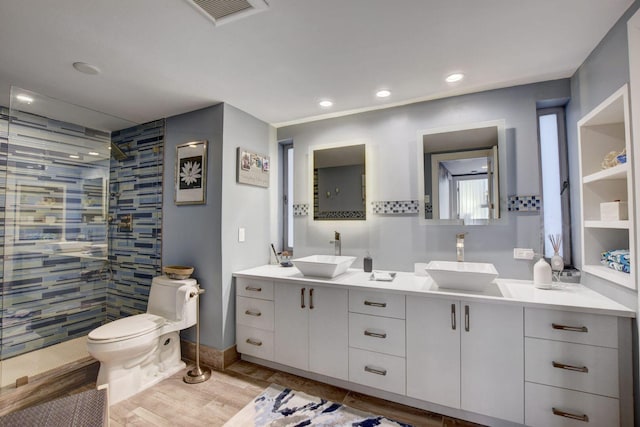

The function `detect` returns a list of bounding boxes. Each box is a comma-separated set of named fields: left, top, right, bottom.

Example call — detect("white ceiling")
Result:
left=0, top=0, right=634, bottom=130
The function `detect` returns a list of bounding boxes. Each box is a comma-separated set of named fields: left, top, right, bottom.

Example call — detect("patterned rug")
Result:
left=224, top=384, right=412, bottom=427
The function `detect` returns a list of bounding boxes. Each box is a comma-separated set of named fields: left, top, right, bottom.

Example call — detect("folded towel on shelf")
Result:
left=601, top=259, right=631, bottom=273
left=601, top=249, right=630, bottom=267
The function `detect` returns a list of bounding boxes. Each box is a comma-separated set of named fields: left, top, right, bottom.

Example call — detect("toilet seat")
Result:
left=88, top=313, right=165, bottom=343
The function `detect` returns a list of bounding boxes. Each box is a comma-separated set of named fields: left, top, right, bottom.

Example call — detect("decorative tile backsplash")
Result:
left=293, top=203, right=309, bottom=216
left=508, top=195, right=541, bottom=212
left=372, top=200, right=419, bottom=215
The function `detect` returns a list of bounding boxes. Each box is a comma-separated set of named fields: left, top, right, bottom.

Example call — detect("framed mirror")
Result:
left=417, top=120, right=506, bottom=225
left=313, top=144, right=366, bottom=220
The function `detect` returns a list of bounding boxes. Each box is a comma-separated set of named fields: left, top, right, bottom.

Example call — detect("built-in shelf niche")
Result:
left=578, top=84, right=635, bottom=289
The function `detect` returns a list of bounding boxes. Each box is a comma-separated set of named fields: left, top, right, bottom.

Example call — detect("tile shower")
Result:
left=0, top=89, right=164, bottom=391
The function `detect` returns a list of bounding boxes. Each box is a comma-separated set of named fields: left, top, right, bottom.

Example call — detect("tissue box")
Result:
left=600, top=201, right=628, bottom=221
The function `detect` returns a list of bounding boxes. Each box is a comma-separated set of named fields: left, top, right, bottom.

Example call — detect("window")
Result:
left=538, top=108, right=571, bottom=264
left=281, top=141, right=294, bottom=252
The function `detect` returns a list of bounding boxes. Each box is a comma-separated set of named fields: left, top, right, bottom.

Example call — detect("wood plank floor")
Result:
left=98, top=360, right=483, bottom=427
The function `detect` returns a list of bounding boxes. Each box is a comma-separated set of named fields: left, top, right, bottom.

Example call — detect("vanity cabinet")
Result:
left=578, top=84, right=635, bottom=289
left=274, top=282, right=348, bottom=380
left=524, top=308, right=622, bottom=426
left=348, top=290, right=406, bottom=395
left=406, top=296, right=524, bottom=424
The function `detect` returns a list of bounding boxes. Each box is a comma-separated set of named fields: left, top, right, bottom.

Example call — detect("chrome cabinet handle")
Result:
left=245, top=310, right=262, bottom=317
left=451, top=304, right=456, bottom=330
left=246, top=338, right=263, bottom=347
left=552, top=323, right=588, bottom=333
left=301, top=288, right=306, bottom=308
left=552, top=407, right=589, bottom=422
left=364, top=366, right=387, bottom=376
left=464, top=305, right=470, bottom=332
left=552, top=361, right=589, bottom=373
left=364, top=300, right=387, bottom=308
left=310, top=288, right=314, bottom=310
left=245, top=286, right=262, bottom=292
left=364, top=330, right=387, bottom=339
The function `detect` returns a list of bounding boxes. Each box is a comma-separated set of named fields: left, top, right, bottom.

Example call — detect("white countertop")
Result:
left=233, top=264, right=636, bottom=318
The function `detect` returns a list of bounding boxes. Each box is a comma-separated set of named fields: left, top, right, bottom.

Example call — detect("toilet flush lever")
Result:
left=190, top=287, right=205, bottom=298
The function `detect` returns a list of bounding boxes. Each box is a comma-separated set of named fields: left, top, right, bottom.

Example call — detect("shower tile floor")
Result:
left=102, top=360, right=482, bottom=427
left=1, top=336, right=89, bottom=388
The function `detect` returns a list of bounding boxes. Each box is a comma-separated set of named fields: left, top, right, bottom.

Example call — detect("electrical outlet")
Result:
left=513, top=248, right=534, bottom=260
left=238, top=227, right=245, bottom=242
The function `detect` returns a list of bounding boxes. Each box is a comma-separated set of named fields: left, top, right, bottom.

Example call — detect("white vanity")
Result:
left=233, top=265, right=634, bottom=427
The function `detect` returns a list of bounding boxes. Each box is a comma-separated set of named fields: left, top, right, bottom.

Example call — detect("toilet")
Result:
left=87, top=275, right=199, bottom=404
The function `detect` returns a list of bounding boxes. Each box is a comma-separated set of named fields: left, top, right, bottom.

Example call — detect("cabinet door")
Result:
left=308, top=286, right=348, bottom=380
left=461, top=302, right=523, bottom=423
left=406, top=296, right=460, bottom=408
left=274, top=282, right=309, bottom=371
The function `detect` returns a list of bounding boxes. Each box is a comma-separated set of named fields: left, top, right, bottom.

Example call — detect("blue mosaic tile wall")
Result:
left=0, top=107, right=110, bottom=359
left=107, top=120, right=164, bottom=320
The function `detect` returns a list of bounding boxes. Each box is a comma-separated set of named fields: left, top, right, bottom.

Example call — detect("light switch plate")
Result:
left=238, top=227, right=245, bottom=242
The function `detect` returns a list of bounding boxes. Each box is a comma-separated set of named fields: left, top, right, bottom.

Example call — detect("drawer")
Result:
left=525, top=307, right=618, bottom=348
left=525, top=382, right=619, bottom=427
left=349, top=290, right=405, bottom=319
left=525, top=338, right=618, bottom=398
left=236, top=296, right=274, bottom=331
left=348, top=347, right=405, bottom=395
left=349, top=313, right=405, bottom=357
left=236, top=325, right=274, bottom=361
left=236, top=277, right=274, bottom=300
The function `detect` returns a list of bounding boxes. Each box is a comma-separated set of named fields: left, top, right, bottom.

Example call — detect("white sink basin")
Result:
left=425, top=260, right=498, bottom=291
left=292, top=255, right=357, bottom=278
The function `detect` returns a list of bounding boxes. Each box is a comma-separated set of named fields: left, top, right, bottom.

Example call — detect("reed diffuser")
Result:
left=549, top=234, right=564, bottom=273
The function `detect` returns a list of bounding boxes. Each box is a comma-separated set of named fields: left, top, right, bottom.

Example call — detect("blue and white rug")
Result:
left=224, top=384, right=412, bottom=426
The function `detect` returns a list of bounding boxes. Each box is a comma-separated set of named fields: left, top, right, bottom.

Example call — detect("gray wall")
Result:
left=566, top=1, right=640, bottom=309
left=163, top=104, right=224, bottom=348
left=220, top=104, right=274, bottom=349
left=278, top=80, right=570, bottom=279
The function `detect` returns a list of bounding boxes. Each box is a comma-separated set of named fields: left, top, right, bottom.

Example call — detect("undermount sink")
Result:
left=292, top=255, right=357, bottom=278
left=425, top=260, right=498, bottom=292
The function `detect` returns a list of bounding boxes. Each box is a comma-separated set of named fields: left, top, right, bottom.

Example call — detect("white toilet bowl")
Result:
left=87, top=276, right=198, bottom=404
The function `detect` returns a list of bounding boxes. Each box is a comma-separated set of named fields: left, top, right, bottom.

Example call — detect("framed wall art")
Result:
left=175, top=140, right=207, bottom=205
left=236, top=147, right=269, bottom=188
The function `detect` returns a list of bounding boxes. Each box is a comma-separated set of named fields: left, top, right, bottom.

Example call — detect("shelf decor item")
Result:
left=175, top=140, right=208, bottom=205
left=549, top=234, right=564, bottom=273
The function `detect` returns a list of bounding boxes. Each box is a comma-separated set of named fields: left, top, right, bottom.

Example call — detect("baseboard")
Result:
left=0, top=356, right=99, bottom=417
left=180, top=340, right=239, bottom=370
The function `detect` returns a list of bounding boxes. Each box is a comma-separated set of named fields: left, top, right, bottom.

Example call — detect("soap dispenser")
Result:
left=533, top=258, right=553, bottom=289
left=363, top=253, right=373, bottom=273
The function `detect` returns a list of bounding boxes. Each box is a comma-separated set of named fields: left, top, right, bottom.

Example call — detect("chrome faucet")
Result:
left=330, top=231, right=341, bottom=256
left=456, top=232, right=467, bottom=262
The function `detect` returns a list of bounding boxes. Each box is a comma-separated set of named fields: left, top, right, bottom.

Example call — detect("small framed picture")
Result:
left=175, top=140, right=207, bottom=205
left=237, top=147, right=269, bottom=188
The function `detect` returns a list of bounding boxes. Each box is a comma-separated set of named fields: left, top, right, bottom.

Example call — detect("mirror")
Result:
left=418, top=120, right=505, bottom=225
left=313, top=144, right=366, bottom=220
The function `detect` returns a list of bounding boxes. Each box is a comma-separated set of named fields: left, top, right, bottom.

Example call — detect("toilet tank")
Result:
left=147, top=276, right=198, bottom=324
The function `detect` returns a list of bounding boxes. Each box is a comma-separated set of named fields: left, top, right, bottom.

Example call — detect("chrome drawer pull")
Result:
left=464, top=305, right=470, bottom=332
left=364, top=330, right=387, bottom=339
left=310, top=288, right=314, bottom=310
left=552, top=361, right=589, bottom=373
left=552, top=407, right=589, bottom=422
left=552, top=323, right=588, bottom=333
left=245, top=310, right=262, bottom=317
left=364, top=366, right=387, bottom=376
left=301, top=288, right=306, bottom=309
left=246, top=338, right=263, bottom=347
left=245, top=286, right=262, bottom=292
left=364, top=301, right=387, bottom=308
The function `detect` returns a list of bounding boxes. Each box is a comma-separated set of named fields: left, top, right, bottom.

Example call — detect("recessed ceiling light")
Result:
left=446, top=73, right=464, bottom=83
left=376, top=89, right=391, bottom=98
left=319, top=100, right=333, bottom=108
left=73, top=62, right=101, bottom=75
left=16, top=94, right=34, bottom=104
left=69, top=154, right=80, bottom=159
left=88, top=152, right=100, bottom=156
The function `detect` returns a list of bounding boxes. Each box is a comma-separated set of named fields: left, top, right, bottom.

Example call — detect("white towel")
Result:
left=371, top=271, right=394, bottom=281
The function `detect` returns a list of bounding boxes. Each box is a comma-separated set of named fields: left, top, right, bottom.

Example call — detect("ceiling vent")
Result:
left=187, top=0, right=269, bottom=26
